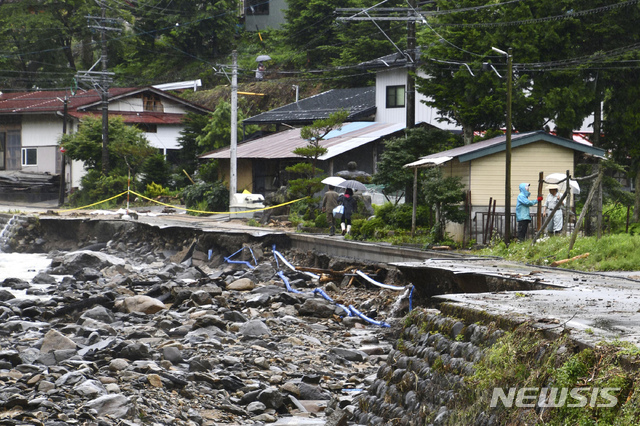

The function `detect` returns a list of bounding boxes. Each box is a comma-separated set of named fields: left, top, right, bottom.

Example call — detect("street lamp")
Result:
left=492, top=46, right=513, bottom=245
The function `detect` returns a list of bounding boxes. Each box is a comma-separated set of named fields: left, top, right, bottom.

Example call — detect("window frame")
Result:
left=386, top=85, right=406, bottom=108
left=21, top=147, right=37, bottom=166
left=142, top=94, right=164, bottom=112
left=247, top=0, right=269, bottom=15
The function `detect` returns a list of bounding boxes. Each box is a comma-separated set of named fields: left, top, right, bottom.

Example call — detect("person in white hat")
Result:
left=543, top=184, right=564, bottom=235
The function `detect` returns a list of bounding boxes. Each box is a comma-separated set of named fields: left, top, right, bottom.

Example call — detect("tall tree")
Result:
left=116, top=0, right=237, bottom=84
left=195, top=101, right=258, bottom=153
left=0, top=0, right=99, bottom=88
left=373, top=127, right=462, bottom=202
left=286, top=110, right=349, bottom=198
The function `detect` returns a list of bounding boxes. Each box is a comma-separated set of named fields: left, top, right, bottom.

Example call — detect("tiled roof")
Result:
left=243, top=87, right=376, bottom=125
left=0, top=87, right=211, bottom=115
left=0, top=88, right=134, bottom=113
left=69, top=111, right=186, bottom=124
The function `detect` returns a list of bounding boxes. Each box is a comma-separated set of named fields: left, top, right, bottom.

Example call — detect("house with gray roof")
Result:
left=242, top=87, right=376, bottom=132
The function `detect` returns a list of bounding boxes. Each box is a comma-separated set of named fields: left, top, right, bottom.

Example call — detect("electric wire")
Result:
left=432, top=0, right=640, bottom=28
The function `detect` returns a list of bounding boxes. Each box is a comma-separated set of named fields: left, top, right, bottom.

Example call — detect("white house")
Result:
left=244, top=0, right=288, bottom=30
left=0, top=86, right=211, bottom=194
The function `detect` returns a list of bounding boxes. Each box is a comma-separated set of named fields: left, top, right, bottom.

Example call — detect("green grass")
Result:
left=471, top=234, right=640, bottom=271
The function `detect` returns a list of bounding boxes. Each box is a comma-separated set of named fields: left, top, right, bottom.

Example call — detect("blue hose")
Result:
left=313, top=288, right=334, bottom=303
left=277, top=271, right=304, bottom=294
left=409, top=285, right=414, bottom=312
left=348, top=305, right=390, bottom=328
left=224, top=247, right=255, bottom=269
left=336, top=303, right=351, bottom=317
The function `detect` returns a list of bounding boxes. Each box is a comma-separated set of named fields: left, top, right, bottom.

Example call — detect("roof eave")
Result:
left=458, top=132, right=606, bottom=162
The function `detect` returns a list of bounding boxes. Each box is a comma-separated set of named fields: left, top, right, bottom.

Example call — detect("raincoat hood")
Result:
left=519, top=183, right=531, bottom=197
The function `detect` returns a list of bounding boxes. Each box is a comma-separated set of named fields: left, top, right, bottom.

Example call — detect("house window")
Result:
left=143, top=94, right=164, bottom=112
left=6, top=130, right=20, bottom=170
left=135, top=123, right=157, bottom=133
left=21, top=148, right=37, bottom=166
left=0, top=132, right=5, bottom=170
left=247, top=0, right=269, bottom=15
left=386, top=85, right=405, bottom=108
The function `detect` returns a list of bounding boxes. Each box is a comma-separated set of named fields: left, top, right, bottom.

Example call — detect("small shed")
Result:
left=404, top=131, right=606, bottom=243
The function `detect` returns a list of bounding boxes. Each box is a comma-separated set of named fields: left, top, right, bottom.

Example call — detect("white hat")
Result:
left=548, top=184, right=558, bottom=190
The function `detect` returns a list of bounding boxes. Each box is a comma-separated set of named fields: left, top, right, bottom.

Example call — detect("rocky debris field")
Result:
left=0, top=242, right=407, bottom=425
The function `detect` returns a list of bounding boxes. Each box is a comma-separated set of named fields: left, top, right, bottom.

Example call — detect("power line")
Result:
left=433, top=0, right=640, bottom=28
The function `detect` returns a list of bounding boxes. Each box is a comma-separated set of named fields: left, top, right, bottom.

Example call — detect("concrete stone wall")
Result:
left=352, top=308, right=505, bottom=425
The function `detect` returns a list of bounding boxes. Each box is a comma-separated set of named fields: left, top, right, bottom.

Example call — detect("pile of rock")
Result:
left=0, top=243, right=403, bottom=425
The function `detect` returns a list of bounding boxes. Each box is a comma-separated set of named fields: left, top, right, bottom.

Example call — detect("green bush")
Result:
left=355, top=216, right=386, bottom=239
left=375, top=202, right=432, bottom=229
left=70, top=169, right=129, bottom=207
left=314, top=212, right=329, bottom=228
left=181, top=181, right=229, bottom=214
left=197, top=160, right=219, bottom=183
left=144, top=182, right=170, bottom=198
left=603, top=203, right=638, bottom=234
left=140, top=154, right=171, bottom=189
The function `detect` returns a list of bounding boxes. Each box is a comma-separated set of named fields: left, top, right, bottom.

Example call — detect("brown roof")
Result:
left=0, top=87, right=211, bottom=115
left=0, top=88, right=134, bottom=113
left=69, top=111, right=186, bottom=125
left=202, top=121, right=406, bottom=160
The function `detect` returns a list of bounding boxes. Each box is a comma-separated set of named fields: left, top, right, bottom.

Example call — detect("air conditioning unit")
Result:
left=229, top=193, right=265, bottom=218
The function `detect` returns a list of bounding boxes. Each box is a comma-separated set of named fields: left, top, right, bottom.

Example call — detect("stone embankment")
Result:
left=1, top=214, right=639, bottom=425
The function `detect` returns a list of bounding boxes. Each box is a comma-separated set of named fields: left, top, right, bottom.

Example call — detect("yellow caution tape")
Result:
left=55, top=190, right=307, bottom=216
left=57, top=191, right=129, bottom=212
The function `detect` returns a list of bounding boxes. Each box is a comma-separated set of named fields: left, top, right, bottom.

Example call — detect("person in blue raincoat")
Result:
left=516, top=183, right=542, bottom=241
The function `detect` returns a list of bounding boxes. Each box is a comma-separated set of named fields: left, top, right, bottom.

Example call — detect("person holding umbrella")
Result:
left=543, top=184, right=564, bottom=235
left=255, top=62, right=265, bottom=81
left=338, top=187, right=357, bottom=235
left=321, top=185, right=340, bottom=236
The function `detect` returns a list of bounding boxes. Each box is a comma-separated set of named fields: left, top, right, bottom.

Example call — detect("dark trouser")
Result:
left=326, top=212, right=335, bottom=235
left=517, top=220, right=531, bottom=241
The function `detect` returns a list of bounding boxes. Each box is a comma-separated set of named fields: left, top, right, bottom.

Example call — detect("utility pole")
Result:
left=77, top=1, right=120, bottom=175
left=505, top=48, right=513, bottom=245
left=230, top=50, right=238, bottom=201
left=58, top=97, right=68, bottom=206
left=99, top=1, right=109, bottom=176
left=492, top=47, right=513, bottom=245
left=406, top=0, right=416, bottom=129
left=336, top=5, right=424, bottom=129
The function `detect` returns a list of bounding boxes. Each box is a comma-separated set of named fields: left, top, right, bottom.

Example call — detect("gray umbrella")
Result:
left=256, top=55, right=272, bottom=62
left=337, top=180, right=367, bottom=192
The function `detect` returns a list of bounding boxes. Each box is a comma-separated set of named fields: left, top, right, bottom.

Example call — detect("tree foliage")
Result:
left=60, top=116, right=156, bottom=203
left=196, top=101, right=259, bottom=153
left=420, top=167, right=467, bottom=242
left=61, top=116, right=155, bottom=176
left=373, top=127, right=463, bottom=201
left=286, top=110, right=349, bottom=198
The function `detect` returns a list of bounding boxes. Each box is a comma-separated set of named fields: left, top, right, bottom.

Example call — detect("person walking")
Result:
left=543, top=184, right=564, bottom=235
left=321, top=185, right=340, bottom=236
left=338, top=187, right=357, bottom=235
left=515, top=183, right=542, bottom=242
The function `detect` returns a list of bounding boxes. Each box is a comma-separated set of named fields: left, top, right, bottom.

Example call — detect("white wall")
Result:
left=109, top=97, right=189, bottom=114
left=245, top=0, right=287, bottom=30
left=375, top=68, right=461, bottom=131
left=145, top=125, right=182, bottom=151
left=20, top=115, right=62, bottom=173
